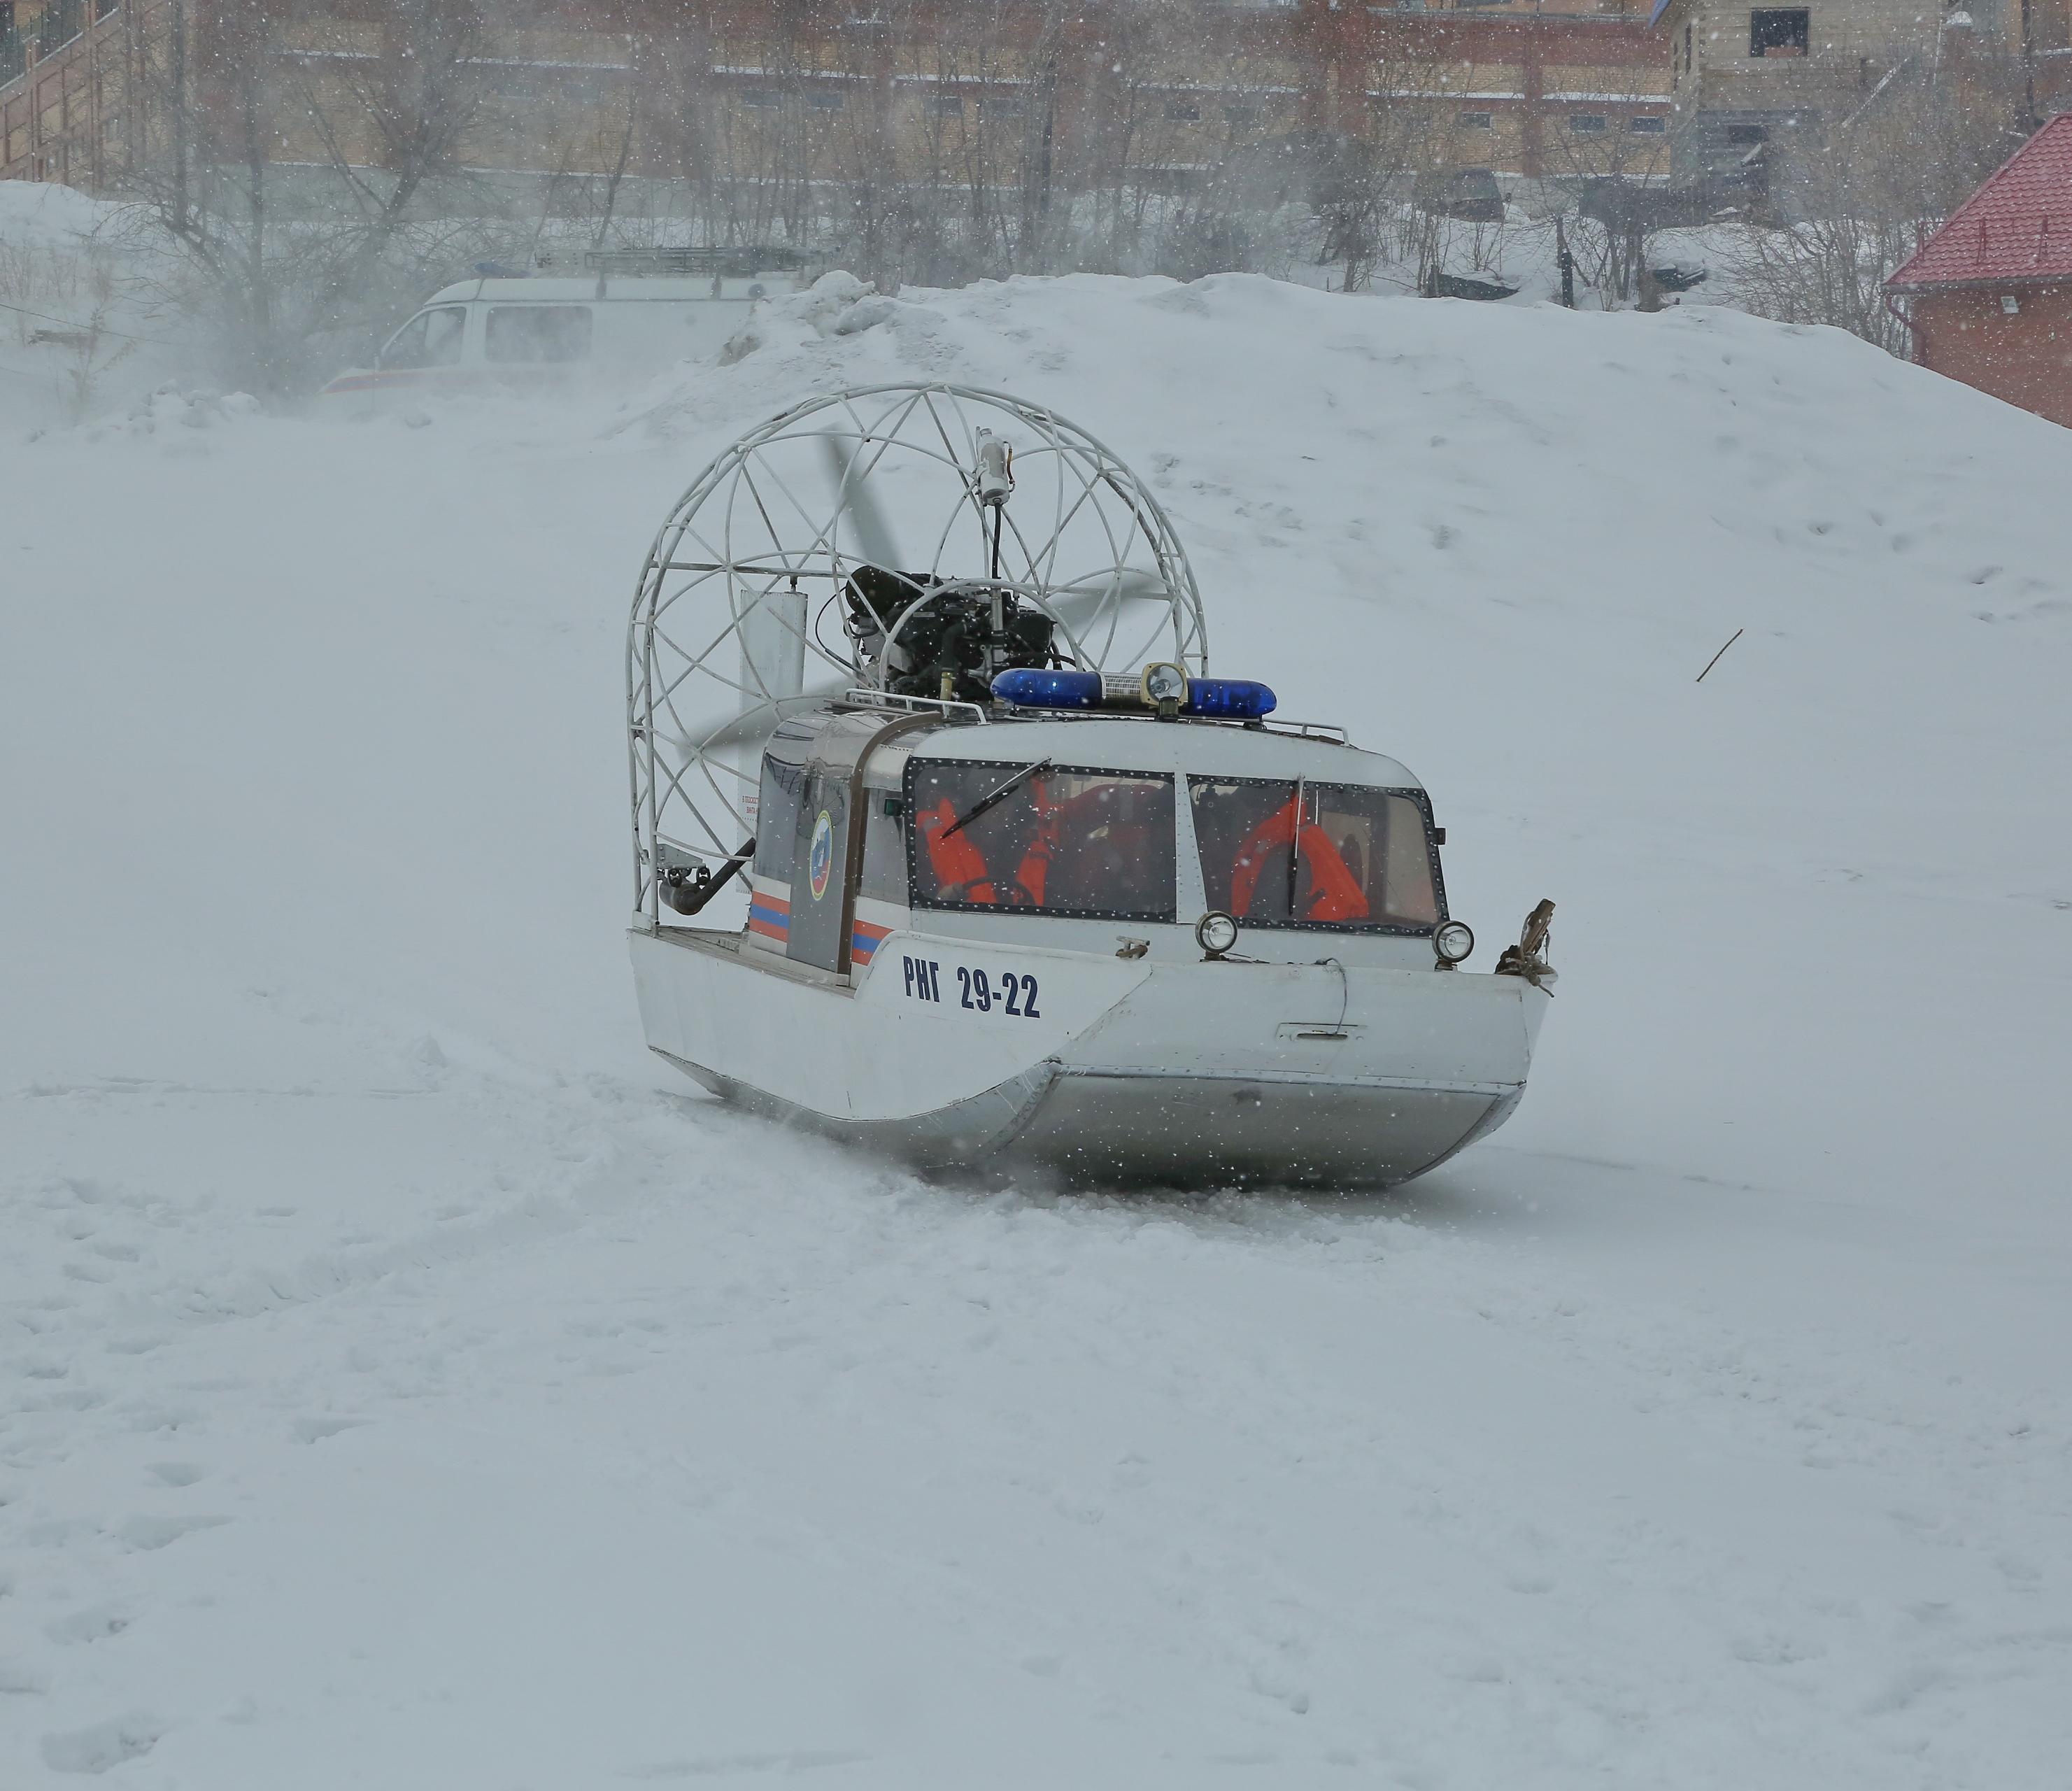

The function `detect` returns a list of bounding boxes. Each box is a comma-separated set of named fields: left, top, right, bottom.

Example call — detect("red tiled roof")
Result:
left=1888, top=114, right=2072, bottom=290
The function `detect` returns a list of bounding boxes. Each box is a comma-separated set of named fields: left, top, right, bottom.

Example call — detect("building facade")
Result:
left=1888, top=110, right=2072, bottom=426
left=1650, top=0, right=2072, bottom=197
left=3, top=0, right=1671, bottom=203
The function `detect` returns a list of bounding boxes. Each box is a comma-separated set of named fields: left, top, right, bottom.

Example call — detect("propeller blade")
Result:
left=1044, top=569, right=1174, bottom=624
left=674, top=674, right=853, bottom=760
left=818, top=432, right=904, bottom=573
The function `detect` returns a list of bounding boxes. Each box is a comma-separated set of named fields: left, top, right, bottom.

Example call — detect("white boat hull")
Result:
left=630, top=924, right=1549, bottom=1188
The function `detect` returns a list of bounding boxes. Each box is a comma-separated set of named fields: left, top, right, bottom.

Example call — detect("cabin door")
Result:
left=785, top=766, right=853, bottom=975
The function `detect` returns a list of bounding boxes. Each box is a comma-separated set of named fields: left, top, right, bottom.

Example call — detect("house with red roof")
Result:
left=1887, top=113, right=2072, bottom=429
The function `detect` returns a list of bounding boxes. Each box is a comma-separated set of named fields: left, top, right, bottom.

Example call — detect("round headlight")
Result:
left=1142, top=661, right=1188, bottom=707
left=1195, top=910, right=1240, bottom=957
left=1434, top=920, right=1475, bottom=965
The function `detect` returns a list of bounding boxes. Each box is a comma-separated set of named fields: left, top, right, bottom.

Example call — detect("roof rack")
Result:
left=842, top=688, right=988, bottom=725
left=581, top=246, right=806, bottom=278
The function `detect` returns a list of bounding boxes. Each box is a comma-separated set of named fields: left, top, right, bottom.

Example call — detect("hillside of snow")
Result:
left=4, top=272, right=2070, bottom=1790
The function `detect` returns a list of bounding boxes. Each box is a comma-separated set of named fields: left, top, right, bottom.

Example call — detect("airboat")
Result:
left=625, top=383, right=1556, bottom=1187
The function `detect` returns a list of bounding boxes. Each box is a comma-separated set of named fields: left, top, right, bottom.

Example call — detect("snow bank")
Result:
left=3, top=276, right=2069, bottom=1790
left=0, top=183, right=187, bottom=432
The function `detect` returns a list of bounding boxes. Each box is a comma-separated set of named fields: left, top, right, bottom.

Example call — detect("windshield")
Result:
left=1188, top=777, right=1441, bottom=930
left=909, top=761, right=1176, bottom=921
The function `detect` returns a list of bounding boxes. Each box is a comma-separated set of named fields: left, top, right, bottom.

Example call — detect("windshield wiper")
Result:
left=942, top=758, right=1050, bottom=842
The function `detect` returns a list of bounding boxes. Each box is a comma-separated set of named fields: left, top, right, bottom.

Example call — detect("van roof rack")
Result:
left=581, top=246, right=806, bottom=278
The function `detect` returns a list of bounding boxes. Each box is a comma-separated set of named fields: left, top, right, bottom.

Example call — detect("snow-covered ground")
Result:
left=4, top=268, right=2070, bottom=1789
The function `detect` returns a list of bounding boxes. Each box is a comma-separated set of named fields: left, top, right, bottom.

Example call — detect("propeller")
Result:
left=817, top=432, right=904, bottom=574
left=681, top=679, right=853, bottom=764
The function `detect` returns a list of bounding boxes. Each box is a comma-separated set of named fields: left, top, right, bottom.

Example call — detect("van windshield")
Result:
left=1188, top=777, right=1440, bottom=930
left=909, top=761, right=1176, bottom=921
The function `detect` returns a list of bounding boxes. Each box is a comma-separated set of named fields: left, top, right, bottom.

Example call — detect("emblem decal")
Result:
left=808, top=809, right=835, bottom=900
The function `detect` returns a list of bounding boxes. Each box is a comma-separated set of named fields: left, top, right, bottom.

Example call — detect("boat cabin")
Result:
left=741, top=699, right=1452, bottom=981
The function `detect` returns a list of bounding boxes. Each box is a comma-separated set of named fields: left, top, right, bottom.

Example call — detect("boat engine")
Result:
left=843, top=566, right=1058, bottom=705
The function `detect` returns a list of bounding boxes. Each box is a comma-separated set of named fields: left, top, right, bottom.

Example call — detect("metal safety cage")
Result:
left=627, top=383, right=1209, bottom=925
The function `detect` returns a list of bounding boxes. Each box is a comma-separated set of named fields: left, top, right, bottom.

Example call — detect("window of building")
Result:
left=1456, top=110, right=1494, bottom=129
left=737, top=86, right=775, bottom=108
left=484, top=305, right=592, bottom=364
left=928, top=92, right=963, bottom=116
left=1188, top=779, right=1442, bottom=932
left=1725, top=121, right=1768, bottom=145
left=807, top=88, right=844, bottom=110
left=1630, top=114, right=1666, bottom=133
left=1164, top=99, right=1202, bottom=122
left=1750, top=8, right=1809, bottom=55
left=981, top=92, right=1023, bottom=117
left=1224, top=103, right=1261, bottom=127
left=907, top=762, right=1177, bottom=922
left=1570, top=113, right=1608, bottom=134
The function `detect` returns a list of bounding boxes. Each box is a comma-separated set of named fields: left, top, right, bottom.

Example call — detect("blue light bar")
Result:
left=991, top=667, right=1278, bottom=721
left=991, top=668, right=1102, bottom=709
left=1183, top=677, right=1277, bottom=721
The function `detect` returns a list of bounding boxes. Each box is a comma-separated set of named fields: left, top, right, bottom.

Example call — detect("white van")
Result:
left=318, top=248, right=806, bottom=402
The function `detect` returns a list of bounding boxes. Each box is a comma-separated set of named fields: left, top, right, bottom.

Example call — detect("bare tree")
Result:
left=1720, top=53, right=2029, bottom=350
left=113, top=0, right=516, bottom=392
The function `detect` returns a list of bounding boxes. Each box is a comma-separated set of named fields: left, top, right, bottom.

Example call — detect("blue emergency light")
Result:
left=1182, top=678, right=1277, bottom=721
left=989, top=668, right=1103, bottom=709
left=991, top=667, right=1277, bottom=721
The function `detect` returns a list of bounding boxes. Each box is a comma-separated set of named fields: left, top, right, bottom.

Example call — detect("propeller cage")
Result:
left=627, top=383, right=1209, bottom=924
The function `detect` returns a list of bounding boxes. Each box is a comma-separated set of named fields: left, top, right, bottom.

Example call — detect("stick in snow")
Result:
left=1696, top=628, right=1745, bottom=684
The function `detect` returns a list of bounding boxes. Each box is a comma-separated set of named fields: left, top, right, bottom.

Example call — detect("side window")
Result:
left=859, top=788, right=907, bottom=902
left=485, top=305, right=594, bottom=363
left=753, top=756, right=804, bottom=881
left=422, top=306, right=465, bottom=366
left=379, top=311, right=430, bottom=369
left=381, top=308, right=464, bottom=369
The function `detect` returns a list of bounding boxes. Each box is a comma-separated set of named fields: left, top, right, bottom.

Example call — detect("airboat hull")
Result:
left=630, top=925, right=1547, bottom=1188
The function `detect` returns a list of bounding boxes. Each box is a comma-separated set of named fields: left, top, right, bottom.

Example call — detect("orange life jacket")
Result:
left=920, top=787, right=1060, bottom=906
left=919, top=795, right=998, bottom=902
left=1229, top=798, right=1369, bottom=923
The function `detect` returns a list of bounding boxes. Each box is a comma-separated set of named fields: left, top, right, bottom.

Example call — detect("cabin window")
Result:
left=381, top=305, right=465, bottom=369
left=1749, top=8, right=1808, bottom=55
left=907, top=761, right=1177, bottom=922
left=1188, top=778, right=1442, bottom=932
left=484, top=304, right=593, bottom=363
left=753, top=756, right=806, bottom=882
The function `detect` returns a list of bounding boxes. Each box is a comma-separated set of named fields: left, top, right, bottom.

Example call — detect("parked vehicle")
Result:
left=318, top=248, right=806, bottom=402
